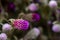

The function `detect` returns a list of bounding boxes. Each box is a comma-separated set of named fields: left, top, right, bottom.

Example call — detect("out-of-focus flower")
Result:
left=24, top=13, right=40, bottom=22
left=2, top=23, right=12, bottom=32
left=7, top=2, right=15, bottom=11
left=24, top=27, right=40, bottom=40
left=49, top=0, right=57, bottom=8
left=28, top=3, right=38, bottom=11
left=52, top=24, right=60, bottom=32
left=0, top=33, right=7, bottom=40
left=13, top=19, right=29, bottom=31
left=32, top=13, right=40, bottom=22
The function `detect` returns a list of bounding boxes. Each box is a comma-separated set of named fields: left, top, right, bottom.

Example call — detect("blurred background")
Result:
left=0, top=0, right=60, bottom=40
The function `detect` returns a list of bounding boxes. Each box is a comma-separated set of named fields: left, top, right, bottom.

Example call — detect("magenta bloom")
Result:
left=28, top=3, right=38, bottom=11
left=32, top=13, right=40, bottom=22
left=13, top=19, right=29, bottom=30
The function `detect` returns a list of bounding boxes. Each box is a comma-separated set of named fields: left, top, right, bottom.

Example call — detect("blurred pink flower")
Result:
left=0, top=33, right=7, bottom=40
left=49, top=0, right=57, bottom=8
left=52, top=24, right=60, bottom=32
left=28, top=3, right=38, bottom=11
left=13, top=19, right=29, bottom=30
left=2, top=23, right=12, bottom=32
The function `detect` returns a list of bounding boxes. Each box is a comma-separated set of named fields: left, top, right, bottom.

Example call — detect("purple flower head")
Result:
left=28, top=3, right=38, bottom=11
left=49, top=0, right=57, bottom=8
left=13, top=19, right=29, bottom=31
left=32, top=13, right=40, bottom=22
left=2, top=23, right=12, bottom=32
left=52, top=24, right=60, bottom=32
left=0, top=33, right=7, bottom=40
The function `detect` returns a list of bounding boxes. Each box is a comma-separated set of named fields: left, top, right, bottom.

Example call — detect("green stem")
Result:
left=47, top=9, right=52, bottom=40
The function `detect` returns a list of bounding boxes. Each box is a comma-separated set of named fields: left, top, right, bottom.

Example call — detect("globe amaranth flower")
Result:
left=13, top=19, right=29, bottom=30
left=32, top=13, right=40, bottom=22
left=49, top=0, right=57, bottom=8
left=0, top=33, right=7, bottom=40
left=2, top=23, right=12, bottom=32
left=52, top=24, right=60, bottom=32
left=28, top=3, right=38, bottom=11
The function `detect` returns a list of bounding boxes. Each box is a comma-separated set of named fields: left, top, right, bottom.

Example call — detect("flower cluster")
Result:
left=13, top=19, right=29, bottom=30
